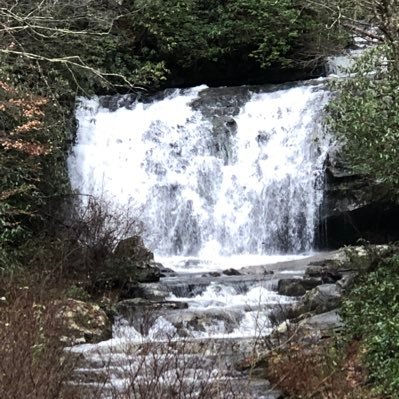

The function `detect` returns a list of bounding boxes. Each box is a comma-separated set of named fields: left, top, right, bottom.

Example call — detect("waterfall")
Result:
left=68, top=83, right=330, bottom=257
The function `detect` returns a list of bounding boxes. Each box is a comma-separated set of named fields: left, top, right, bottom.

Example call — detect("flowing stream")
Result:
left=68, top=82, right=332, bottom=397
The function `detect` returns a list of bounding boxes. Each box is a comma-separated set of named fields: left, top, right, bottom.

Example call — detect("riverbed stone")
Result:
left=304, top=284, right=342, bottom=313
left=115, top=298, right=189, bottom=335
left=300, top=309, right=343, bottom=333
left=277, top=279, right=306, bottom=296
left=114, top=235, right=154, bottom=261
left=223, top=268, right=242, bottom=276
left=277, top=278, right=321, bottom=297
left=336, top=273, right=355, bottom=291
left=116, top=298, right=188, bottom=319
left=305, top=264, right=342, bottom=283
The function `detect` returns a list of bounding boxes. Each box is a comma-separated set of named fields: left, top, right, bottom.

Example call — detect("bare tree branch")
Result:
left=0, top=48, right=145, bottom=90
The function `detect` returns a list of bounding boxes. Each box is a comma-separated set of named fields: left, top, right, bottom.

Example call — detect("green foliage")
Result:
left=0, top=0, right=345, bottom=272
left=129, top=0, right=343, bottom=78
left=64, top=285, right=92, bottom=302
left=0, top=75, right=70, bottom=269
left=0, top=0, right=168, bottom=93
left=327, top=45, right=399, bottom=197
left=341, top=247, right=399, bottom=395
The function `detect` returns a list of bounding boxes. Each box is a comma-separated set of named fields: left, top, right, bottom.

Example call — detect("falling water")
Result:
left=68, top=83, right=333, bottom=397
left=68, top=83, right=330, bottom=258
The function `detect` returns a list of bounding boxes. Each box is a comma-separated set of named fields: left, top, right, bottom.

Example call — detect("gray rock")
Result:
left=166, top=308, right=243, bottom=335
left=300, top=309, right=343, bottom=332
left=114, top=235, right=154, bottom=261
left=269, top=302, right=307, bottom=324
left=115, top=298, right=189, bottom=334
left=304, top=284, right=342, bottom=313
left=277, top=279, right=306, bottom=296
left=116, top=298, right=188, bottom=317
left=305, top=263, right=343, bottom=283
left=336, top=273, right=356, bottom=291
left=223, top=268, right=242, bottom=276
left=277, top=278, right=321, bottom=297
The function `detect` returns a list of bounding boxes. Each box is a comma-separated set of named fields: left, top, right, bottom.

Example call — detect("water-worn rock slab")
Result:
left=116, top=298, right=188, bottom=320
left=300, top=309, right=343, bottom=331
left=239, top=250, right=345, bottom=276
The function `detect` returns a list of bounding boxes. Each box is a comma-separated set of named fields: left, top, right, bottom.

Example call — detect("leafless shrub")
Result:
left=23, top=196, right=146, bottom=295
left=73, top=334, right=250, bottom=399
left=265, top=336, right=381, bottom=399
left=0, top=280, right=81, bottom=399
left=64, top=196, right=143, bottom=269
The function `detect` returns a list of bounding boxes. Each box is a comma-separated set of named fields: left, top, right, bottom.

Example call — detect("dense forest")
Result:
left=1, top=0, right=399, bottom=397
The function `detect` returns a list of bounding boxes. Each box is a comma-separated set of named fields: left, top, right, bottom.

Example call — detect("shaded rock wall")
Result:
left=317, top=148, right=399, bottom=248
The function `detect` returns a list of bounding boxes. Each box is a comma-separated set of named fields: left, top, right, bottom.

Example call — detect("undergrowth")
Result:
left=341, top=246, right=399, bottom=397
left=264, top=244, right=399, bottom=399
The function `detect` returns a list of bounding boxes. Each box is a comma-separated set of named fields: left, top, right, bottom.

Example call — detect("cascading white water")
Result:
left=69, top=83, right=330, bottom=258
left=69, top=84, right=334, bottom=399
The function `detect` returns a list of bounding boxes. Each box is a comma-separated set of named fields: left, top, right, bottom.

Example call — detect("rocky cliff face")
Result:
left=318, top=147, right=399, bottom=248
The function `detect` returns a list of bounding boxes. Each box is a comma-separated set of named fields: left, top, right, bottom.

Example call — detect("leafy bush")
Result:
left=341, top=248, right=399, bottom=395
left=129, top=0, right=346, bottom=80
left=0, top=78, right=71, bottom=271
left=327, top=45, right=399, bottom=198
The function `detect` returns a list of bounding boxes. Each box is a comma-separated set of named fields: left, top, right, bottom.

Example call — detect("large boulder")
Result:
left=94, top=236, right=161, bottom=293
left=114, top=235, right=154, bottom=261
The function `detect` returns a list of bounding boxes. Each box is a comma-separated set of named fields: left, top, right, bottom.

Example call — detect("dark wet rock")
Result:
left=99, top=258, right=161, bottom=290
left=301, top=278, right=323, bottom=290
left=277, top=279, right=306, bottom=296
left=305, top=263, right=343, bottom=284
left=97, top=235, right=162, bottom=293
left=116, top=298, right=188, bottom=334
left=305, top=265, right=324, bottom=277
left=114, top=235, right=154, bottom=261
left=304, top=284, right=342, bottom=314
left=202, top=271, right=222, bottom=278
left=158, top=266, right=177, bottom=278
left=269, top=302, right=308, bottom=324
left=318, top=148, right=399, bottom=248
left=307, top=258, right=342, bottom=269
left=118, top=282, right=170, bottom=301
left=277, top=278, right=321, bottom=297
left=223, top=268, right=242, bottom=276
left=116, top=298, right=188, bottom=314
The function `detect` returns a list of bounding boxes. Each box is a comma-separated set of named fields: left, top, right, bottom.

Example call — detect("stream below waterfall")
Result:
left=68, top=81, right=333, bottom=398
